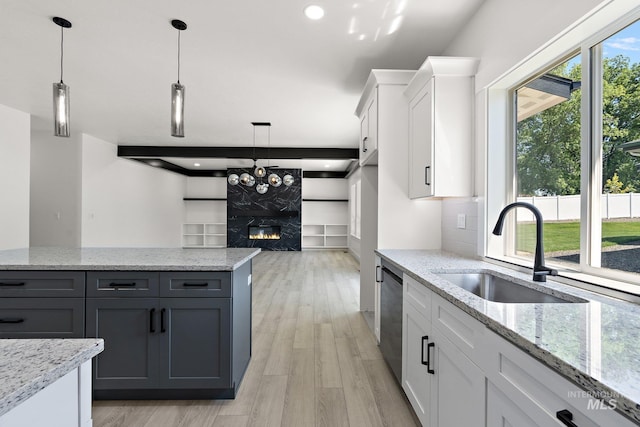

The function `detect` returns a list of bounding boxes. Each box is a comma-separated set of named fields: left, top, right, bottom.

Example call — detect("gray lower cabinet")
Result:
left=85, top=298, right=159, bottom=390
left=86, top=264, right=251, bottom=399
left=0, top=271, right=85, bottom=338
left=159, top=298, right=231, bottom=389
left=86, top=297, right=231, bottom=391
left=0, top=297, right=84, bottom=338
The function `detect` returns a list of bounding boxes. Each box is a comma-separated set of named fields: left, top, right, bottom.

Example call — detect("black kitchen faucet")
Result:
left=492, top=202, right=558, bottom=282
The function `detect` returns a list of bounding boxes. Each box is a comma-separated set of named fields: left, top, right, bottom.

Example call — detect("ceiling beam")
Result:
left=118, top=145, right=359, bottom=160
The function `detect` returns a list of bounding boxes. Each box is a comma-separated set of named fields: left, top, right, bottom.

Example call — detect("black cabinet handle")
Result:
left=182, top=282, right=209, bottom=287
left=149, top=308, right=156, bottom=333
left=427, top=342, right=435, bottom=374
left=375, top=266, right=382, bottom=283
left=0, top=282, right=25, bottom=287
left=108, top=282, right=137, bottom=287
left=363, top=136, right=368, bottom=153
left=0, top=318, right=25, bottom=324
left=425, top=166, right=431, bottom=186
left=160, top=308, right=166, bottom=333
left=421, top=335, right=429, bottom=366
left=556, top=410, right=578, bottom=427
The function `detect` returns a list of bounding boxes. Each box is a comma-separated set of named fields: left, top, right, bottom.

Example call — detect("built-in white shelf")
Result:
left=302, top=224, right=348, bottom=249
left=182, top=223, right=227, bottom=248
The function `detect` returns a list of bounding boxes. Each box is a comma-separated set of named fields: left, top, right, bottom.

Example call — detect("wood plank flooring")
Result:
left=92, top=250, right=419, bottom=427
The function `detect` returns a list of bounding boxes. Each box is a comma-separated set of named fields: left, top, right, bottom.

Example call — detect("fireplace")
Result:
left=248, top=225, right=281, bottom=240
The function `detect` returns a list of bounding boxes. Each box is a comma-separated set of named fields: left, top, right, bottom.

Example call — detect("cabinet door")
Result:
left=0, top=298, right=84, bottom=338
left=430, top=327, right=485, bottom=427
left=159, top=298, right=231, bottom=389
left=408, top=78, right=434, bottom=198
left=402, top=299, right=432, bottom=427
left=86, top=298, right=159, bottom=390
left=359, top=89, right=378, bottom=165
left=487, top=381, right=540, bottom=427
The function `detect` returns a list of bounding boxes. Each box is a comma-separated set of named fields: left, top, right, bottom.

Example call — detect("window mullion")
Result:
left=585, top=44, right=603, bottom=269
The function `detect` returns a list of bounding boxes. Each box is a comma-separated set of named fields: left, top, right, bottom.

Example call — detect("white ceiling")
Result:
left=0, top=0, right=484, bottom=151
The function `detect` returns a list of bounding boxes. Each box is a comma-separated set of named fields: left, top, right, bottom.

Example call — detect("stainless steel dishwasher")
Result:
left=378, top=260, right=403, bottom=383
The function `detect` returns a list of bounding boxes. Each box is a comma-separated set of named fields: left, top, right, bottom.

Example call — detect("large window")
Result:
left=495, top=13, right=640, bottom=290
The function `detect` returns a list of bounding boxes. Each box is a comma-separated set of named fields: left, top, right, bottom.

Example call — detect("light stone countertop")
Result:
left=376, top=249, right=640, bottom=424
left=0, top=247, right=261, bottom=271
left=0, top=338, right=104, bottom=417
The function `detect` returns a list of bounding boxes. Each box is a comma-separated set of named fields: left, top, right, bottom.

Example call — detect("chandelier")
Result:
left=227, top=122, right=294, bottom=194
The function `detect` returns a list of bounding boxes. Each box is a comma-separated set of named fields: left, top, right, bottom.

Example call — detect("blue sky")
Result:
left=603, top=22, right=640, bottom=64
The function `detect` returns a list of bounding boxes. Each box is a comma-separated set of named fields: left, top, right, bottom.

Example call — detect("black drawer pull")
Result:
left=421, top=335, right=429, bottom=366
left=427, top=342, right=435, bottom=374
left=362, top=136, right=368, bottom=153
left=0, top=318, right=25, bottom=324
left=0, top=282, right=26, bottom=287
left=160, top=308, right=166, bottom=333
left=425, top=166, right=431, bottom=186
left=556, top=409, right=578, bottom=427
left=182, top=282, right=209, bottom=287
left=108, top=282, right=137, bottom=287
left=149, top=308, right=156, bottom=333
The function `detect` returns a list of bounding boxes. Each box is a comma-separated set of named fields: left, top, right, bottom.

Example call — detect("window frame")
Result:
left=485, top=2, right=640, bottom=302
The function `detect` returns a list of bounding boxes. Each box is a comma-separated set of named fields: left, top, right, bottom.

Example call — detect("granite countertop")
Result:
left=376, top=249, right=640, bottom=424
left=0, top=338, right=104, bottom=417
left=0, top=247, right=261, bottom=271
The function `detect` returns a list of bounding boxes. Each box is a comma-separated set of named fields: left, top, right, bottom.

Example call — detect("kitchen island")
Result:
left=0, top=247, right=260, bottom=400
left=0, top=338, right=104, bottom=427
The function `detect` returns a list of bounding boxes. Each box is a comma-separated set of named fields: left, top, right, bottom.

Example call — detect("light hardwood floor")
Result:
left=93, top=250, right=419, bottom=427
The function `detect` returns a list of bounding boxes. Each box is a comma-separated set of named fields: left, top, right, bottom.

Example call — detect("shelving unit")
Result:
left=302, top=224, right=348, bottom=249
left=182, top=223, right=227, bottom=248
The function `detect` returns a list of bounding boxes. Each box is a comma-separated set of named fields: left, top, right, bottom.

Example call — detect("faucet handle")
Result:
left=533, top=266, right=558, bottom=282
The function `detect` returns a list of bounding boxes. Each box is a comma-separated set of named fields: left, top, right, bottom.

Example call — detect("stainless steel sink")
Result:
left=436, top=272, right=581, bottom=303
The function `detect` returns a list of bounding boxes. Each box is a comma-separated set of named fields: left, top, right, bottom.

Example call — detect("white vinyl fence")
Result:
left=516, top=193, right=640, bottom=221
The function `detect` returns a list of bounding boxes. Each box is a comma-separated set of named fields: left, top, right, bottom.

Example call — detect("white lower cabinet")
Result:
left=403, top=293, right=431, bottom=426
left=402, top=275, right=484, bottom=427
left=430, top=326, right=485, bottom=427
left=400, top=275, right=637, bottom=427
left=484, top=331, right=638, bottom=427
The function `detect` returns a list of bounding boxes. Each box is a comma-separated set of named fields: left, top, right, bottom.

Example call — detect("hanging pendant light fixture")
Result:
left=52, top=17, right=72, bottom=138
left=228, top=122, right=293, bottom=194
left=170, top=19, right=187, bottom=138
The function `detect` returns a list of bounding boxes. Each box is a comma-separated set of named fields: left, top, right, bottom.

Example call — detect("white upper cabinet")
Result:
left=355, top=70, right=415, bottom=166
left=359, top=89, right=378, bottom=165
left=405, top=57, right=479, bottom=198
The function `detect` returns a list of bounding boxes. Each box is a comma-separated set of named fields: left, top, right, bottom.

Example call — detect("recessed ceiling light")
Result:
left=324, top=164, right=331, bottom=168
left=304, top=5, right=325, bottom=20
left=194, top=162, right=201, bottom=167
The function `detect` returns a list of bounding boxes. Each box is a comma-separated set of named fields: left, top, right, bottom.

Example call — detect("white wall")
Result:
left=80, top=134, right=186, bottom=247
left=440, top=0, right=608, bottom=257
left=441, top=198, right=479, bottom=257
left=0, top=104, right=30, bottom=249
left=30, top=129, right=82, bottom=247
left=184, top=177, right=227, bottom=224
left=302, top=178, right=348, bottom=200
left=301, top=177, right=349, bottom=226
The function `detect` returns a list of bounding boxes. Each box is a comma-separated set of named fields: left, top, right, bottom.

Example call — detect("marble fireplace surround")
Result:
left=226, top=168, right=302, bottom=251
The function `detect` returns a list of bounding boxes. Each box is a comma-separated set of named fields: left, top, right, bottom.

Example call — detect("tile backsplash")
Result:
left=441, top=198, right=479, bottom=257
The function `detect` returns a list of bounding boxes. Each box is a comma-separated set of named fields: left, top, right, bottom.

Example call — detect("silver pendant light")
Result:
left=52, top=17, right=72, bottom=137
left=171, top=19, right=187, bottom=138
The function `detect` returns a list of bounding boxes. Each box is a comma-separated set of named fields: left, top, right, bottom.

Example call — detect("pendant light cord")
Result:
left=177, top=30, right=181, bottom=84
left=60, top=25, right=64, bottom=83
